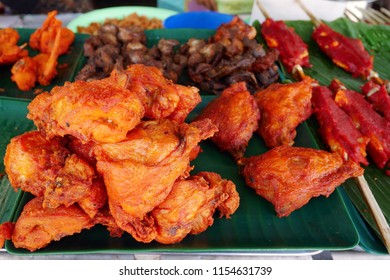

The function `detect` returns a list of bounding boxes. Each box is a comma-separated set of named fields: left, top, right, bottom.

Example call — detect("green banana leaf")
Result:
left=259, top=18, right=390, bottom=250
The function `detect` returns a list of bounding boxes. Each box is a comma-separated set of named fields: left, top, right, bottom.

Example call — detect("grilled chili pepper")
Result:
left=312, top=85, right=370, bottom=165
left=261, top=18, right=311, bottom=73
left=312, top=23, right=373, bottom=79
left=361, top=80, right=390, bottom=121
left=331, top=79, right=390, bottom=169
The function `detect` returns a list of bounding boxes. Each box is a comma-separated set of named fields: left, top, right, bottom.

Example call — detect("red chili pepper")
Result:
left=312, top=23, right=373, bottom=79
left=331, top=80, right=390, bottom=169
left=261, top=18, right=311, bottom=73
left=311, top=85, right=369, bottom=166
left=361, top=80, right=390, bottom=121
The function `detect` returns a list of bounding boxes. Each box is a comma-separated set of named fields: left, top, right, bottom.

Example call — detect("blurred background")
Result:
left=0, top=0, right=389, bottom=15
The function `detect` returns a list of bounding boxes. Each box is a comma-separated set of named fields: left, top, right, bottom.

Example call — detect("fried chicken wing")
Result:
left=152, top=172, right=239, bottom=244
left=29, top=10, right=74, bottom=55
left=12, top=197, right=96, bottom=252
left=94, top=119, right=217, bottom=242
left=27, top=76, right=145, bottom=143
left=111, top=64, right=201, bottom=123
left=4, top=131, right=69, bottom=197
left=253, top=76, right=315, bottom=148
left=240, top=145, right=363, bottom=217
left=195, top=82, right=260, bottom=160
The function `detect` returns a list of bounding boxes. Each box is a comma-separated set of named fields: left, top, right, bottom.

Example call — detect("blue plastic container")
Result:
left=163, top=11, right=234, bottom=30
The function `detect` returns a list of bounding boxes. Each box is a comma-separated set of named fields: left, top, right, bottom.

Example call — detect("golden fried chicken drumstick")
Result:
left=94, top=119, right=218, bottom=242
left=152, top=172, right=239, bottom=244
left=195, top=82, right=260, bottom=160
left=240, top=145, right=363, bottom=217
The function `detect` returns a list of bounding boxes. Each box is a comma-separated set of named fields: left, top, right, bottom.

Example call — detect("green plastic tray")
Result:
left=3, top=97, right=359, bottom=254
left=1, top=24, right=389, bottom=254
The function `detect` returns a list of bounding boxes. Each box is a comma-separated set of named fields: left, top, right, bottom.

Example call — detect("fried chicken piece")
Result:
left=4, top=131, right=69, bottom=197
left=240, top=145, right=364, bottom=217
left=152, top=172, right=239, bottom=244
left=0, top=222, right=14, bottom=249
left=29, top=10, right=75, bottom=55
left=12, top=197, right=96, bottom=252
left=11, top=28, right=62, bottom=91
left=27, top=76, right=145, bottom=143
left=11, top=56, right=38, bottom=91
left=43, top=154, right=107, bottom=218
left=94, top=119, right=217, bottom=242
left=253, top=76, right=315, bottom=148
left=195, top=82, right=260, bottom=160
left=0, top=28, right=28, bottom=65
left=110, top=64, right=201, bottom=123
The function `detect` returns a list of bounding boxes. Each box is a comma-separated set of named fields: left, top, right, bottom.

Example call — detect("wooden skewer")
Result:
left=255, top=0, right=271, bottom=19
left=294, top=0, right=321, bottom=26
left=355, top=176, right=390, bottom=254
left=295, top=0, right=390, bottom=254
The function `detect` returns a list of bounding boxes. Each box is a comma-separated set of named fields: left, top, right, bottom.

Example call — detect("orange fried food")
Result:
left=253, top=76, right=315, bottom=148
left=4, top=131, right=69, bottom=197
left=152, top=172, right=239, bottom=244
left=111, top=64, right=201, bottom=123
left=27, top=76, right=145, bottom=143
left=195, top=82, right=260, bottom=160
left=0, top=28, right=28, bottom=65
left=12, top=197, right=96, bottom=252
left=29, top=10, right=75, bottom=55
left=11, top=56, right=38, bottom=91
left=240, top=145, right=363, bottom=217
left=94, top=119, right=217, bottom=242
left=0, top=222, right=14, bottom=248
left=11, top=28, right=62, bottom=91
left=43, top=154, right=107, bottom=218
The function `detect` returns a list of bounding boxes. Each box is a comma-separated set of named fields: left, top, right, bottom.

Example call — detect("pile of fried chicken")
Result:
left=0, top=64, right=240, bottom=251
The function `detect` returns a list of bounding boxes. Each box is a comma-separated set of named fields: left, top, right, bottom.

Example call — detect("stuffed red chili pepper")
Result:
left=331, top=80, right=390, bottom=169
left=311, top=85, right=370, bottom=166
left=261, top=18, right=311, bottom=73
left=361, top=80, right=390, bottom=121
left=312, top=23, right=373, bottom=79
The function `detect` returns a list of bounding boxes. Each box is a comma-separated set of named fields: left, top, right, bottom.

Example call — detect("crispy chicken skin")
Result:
left=195, top=82, right=260, bottom=160
left=27, top=76, right=145, bottom=144
left=43, top=154, right=107, bottom=218
left=110, top=65, right=201, bottom=123
left=241, top=145, right=363, bottom=217
left=12, top=197, right=96, bottom=252
left=94, top=119, right=218, bottom=242
left=0, top=222, right=14, bottom=248
left=29, top=10, right=75, bottom=56
left=4, top=131, right=69, bottom=197
left=254, top=76, right=314, bottom=148
left=152, top=172, right=239, bottom=244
